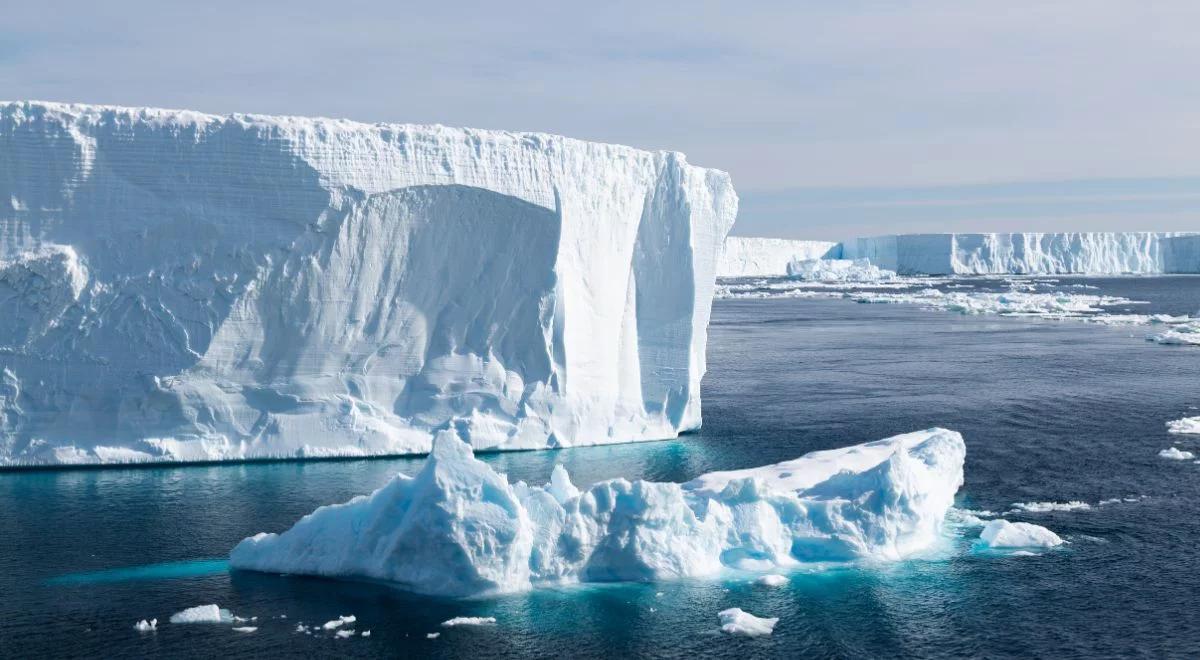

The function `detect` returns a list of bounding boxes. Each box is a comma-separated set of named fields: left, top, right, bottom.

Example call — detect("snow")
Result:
left=718, top=237, right=840, bottom=277
left=169, top=605, right=235, bottom=624
left=441, top=617, right=497, bottom=627
left=978, top=520, right=1064, bottom=549
left=843, top=232, right=1195, bottom=275
left=1167, top=417, right=1200, bottom=435
left=754, top=574, right=788, bottom=587
left=134, top=619, right=157, bottom=632
left=717, top=608, right=778, bottom=637
left=1159, top=447, right=1195, bottom=460
left=230, top=427, right=965, bottom=597
left=1009, top=501, right=1091, bottom=513
left=786, top=258, right=897, bottom=282
left=0, top=100, right=738, bottom=467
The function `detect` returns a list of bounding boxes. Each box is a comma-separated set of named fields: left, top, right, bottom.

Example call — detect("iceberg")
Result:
left=717, top=237, right=840, bottom=277
left=978, top=520, right=1063, bottom=549
left=0, top=101, right=737, bottom=466
left=229, top=427, right=965, bottom=597
left=785, top=258, right=897, bottom=282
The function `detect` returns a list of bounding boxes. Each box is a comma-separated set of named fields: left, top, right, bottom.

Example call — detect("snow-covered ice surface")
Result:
left=717, top=608, right=778, bottom=637
left=168, top=605, right=235, bottom=624
left=1159, top=447, right=1195, bottom=460
left=978, top=520, right=1064, bottom=549
left=230, top=428, right=965, bottom=597
left=1167, top=417, right=1200, bottom=435
left=717, top=237, right=840, bottom=277
left=0, top=100, right=737, bottom=467
left=786, top=258, right=898, bottom=282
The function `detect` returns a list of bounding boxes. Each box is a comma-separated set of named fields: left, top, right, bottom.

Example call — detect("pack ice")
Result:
left=0, top=101, right=737, bottom=466
left=229, top=428, right=965, bottom=597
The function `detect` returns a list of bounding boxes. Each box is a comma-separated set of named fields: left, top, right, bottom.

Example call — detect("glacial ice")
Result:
left=1167, top=417, right=1200, bottom=435
left=978, top=520, right=1064, bottom=549
left=717, top=608, right=778, bottom=637
left=1159, top=447, right=1195, bottom=460
left=785, top=258, right=897, bottom=282
left=134, top=619, right=157, bottom=632
left=718, top=237, right=840, bottom=277
left=168, top=605, right=236, bottom=624
left=229, top=428, right=965, bottom=597
left=0, top=101, right=737, bottom=466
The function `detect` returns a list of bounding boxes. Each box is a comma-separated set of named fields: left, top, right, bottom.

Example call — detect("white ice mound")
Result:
left=717, top=608, right=778, bottom=637
left=1158, top=447, right=1195, bottom=460
left=785, top=258, right=897, bottom=282
left=1167, top=417, right=1200, bottom=435
left=978, top=520, right=1064, bottom=549
left=168, top=604, right=235, bottom=624
left=0, top=101, right=738, bottom=466
left=1148, top=321, right=1200, bottom=346
left=229, top=428, right=965, bottom=597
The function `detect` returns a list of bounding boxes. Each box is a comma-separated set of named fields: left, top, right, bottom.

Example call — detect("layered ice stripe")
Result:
left=229, top=428, right=966, bottom=597
left=0, top=101, right=738, bottom=466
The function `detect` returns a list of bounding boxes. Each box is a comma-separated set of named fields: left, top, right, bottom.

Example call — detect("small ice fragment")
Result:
left=295, top=624, right=307, bottom=633
left=1009, top=501, right=1091, bottom=513
left=362, top=630, right=371, bottom=637
left=441, top=616, right=496, bottom=627
left=169, top=605, right=235, bottom=624
left=1159, top=447, right=1195, bottom=460
left=754, top=574, right=788, bottom=587
left=335, top=629, right=354, bottom=639
left=232, top=626, right=257, bottom=633
left=322, top=615, right=356, bottom=629
left=717, top=608, right=778, bottom=637
left=427, top=632, right=440, bottom=639
left=979, top=519, right=1064, bottom=549
left=134, top=619, right=157, bottom=632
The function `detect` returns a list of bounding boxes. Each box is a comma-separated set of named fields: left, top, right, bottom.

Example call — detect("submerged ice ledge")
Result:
left=0, top=101, right=737, bottom=466
left=230, top=428, right=966, bottom=597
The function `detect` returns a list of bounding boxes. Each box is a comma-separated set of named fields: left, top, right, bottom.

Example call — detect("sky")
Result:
left=3, top=1, right=1199, bottom=239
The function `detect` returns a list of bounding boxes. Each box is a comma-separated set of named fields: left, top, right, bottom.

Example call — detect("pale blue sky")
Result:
left=4, top=1, right=1199, bottom=239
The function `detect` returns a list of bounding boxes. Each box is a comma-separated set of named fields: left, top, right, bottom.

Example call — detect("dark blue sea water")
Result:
left=4, top=276, right=1200, bottom=658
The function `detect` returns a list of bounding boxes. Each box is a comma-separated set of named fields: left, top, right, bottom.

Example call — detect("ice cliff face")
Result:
left=0, top=101, right=737, bottom=466
left=230, top=428, right=966, bottom=597
left=717, top=237, right=840, bottom=277
left=843, top=232, right=1195, bottom=275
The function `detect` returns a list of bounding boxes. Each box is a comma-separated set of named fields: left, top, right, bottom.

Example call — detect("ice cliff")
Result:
left=721, top=233, right=1198, bottom=277
left=230, top=428, right=966, bottom=597
left=0, top=101, right=737, bottom=466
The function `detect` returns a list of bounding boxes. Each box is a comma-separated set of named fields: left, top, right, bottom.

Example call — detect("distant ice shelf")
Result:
left=0, top=101, right=737, bottom=466
left=720, top=233, right=1199, bottom=277
left=230, top=428, right=965, bottom=597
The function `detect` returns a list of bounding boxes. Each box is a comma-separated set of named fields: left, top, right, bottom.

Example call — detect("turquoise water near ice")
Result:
left=4, top=276, right=1200, bottom=658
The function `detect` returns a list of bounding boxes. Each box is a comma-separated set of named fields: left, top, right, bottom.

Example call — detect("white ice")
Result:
left=717, top=608, right=778, bottom=637
left=1159, top=447, right=1195, bottom=460
left=1148, top=322, right=1200, bottom=346
left=335, top=630, right=354, bottom=639
left=786, top=258, right=898, bottom=282
left=427, top=632, right=441, bottom=639
left=978, top=520, right=1064, bottom=549
left=232, top=627, right=258, bottom=633
left=134, top=619, right=157, bottom=632
left=441, top=617, right=497, bottom=627
left=322, top=615, right=356, bottom=629
left=754, top=574, right=788, bottom=587
left=718, top=237, right=840, bottom=277
left=1167, top=417, right=1200, bottom=435
left=1009, top=501, right=1091, bottom=513
left=0, top=100, right=737, bottom=467
left=169, top=605, right=235, bottom=624
left=230, top=428, right=964, bottom=597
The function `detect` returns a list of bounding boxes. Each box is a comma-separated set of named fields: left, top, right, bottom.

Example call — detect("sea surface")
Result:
left=4, top=276, right=1200, bottom=658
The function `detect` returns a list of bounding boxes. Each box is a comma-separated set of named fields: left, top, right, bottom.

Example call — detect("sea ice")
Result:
left=230, top=428, right=965, bottom=597
left=232, top=627, right=257, bottom=633
left=134, top=619, right=157, bottom=632
left=786, top=258, right=897, bottom=282
left=1009, top=501, right=1091, bottom=513
left=1147, top=321, right=1200, bottom=345
left=754, top=574, right=788, bottom=587
left=978, top=520, right=1064, bottom=549
left=1159, top=447, right=1195, bottom=460
left=1167, top=417, right=1200, bottom=435
left=442, top=617, right=497, bottom=627
left=322, top=615, right=356, bottom=629
left=427, top=632, right=440, bottom=639
left=335, top=630, right=354, bottom=639
left=169, top=605, right=235, bottom=624
left=717, top=608, right=778, bottom=637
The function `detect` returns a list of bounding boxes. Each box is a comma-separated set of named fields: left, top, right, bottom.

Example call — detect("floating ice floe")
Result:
left=169, top=605, right=237, bottom=624
left=978, top=520, right=1064, bottom=549
left=786, top=258, right=898, bottom=282
left=1167, top=417, right=1200, bottom=435
left=1009, top=501, right=1091, bottom=514
left=1147, top=321, right=1200, bottom=345
left=427, top=632, right=441, bottom=639
left=718, top=608, right=778, bottom=637
left=134, top=619, right=157, bottom=632
left=441, top=619, right=496, bottom=628
left=322, top=615, right=356, bottom=630
left=1159, top=447, right=1195, bottom=460
left=232, top=627, right=257, bottom=633
left=754, top=574, right=788, bottom=587
left=335, top=630, right=355, bottom=639
left=850, top=288, right=1142, bottom=320
left=230, top=428, right=965, bottom=597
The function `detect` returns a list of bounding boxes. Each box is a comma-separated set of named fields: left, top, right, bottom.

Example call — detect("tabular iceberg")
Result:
left=717, top=237, right=840, bottom=277
left=0, top=101, right=737, bottom=466
left=229, top=428, right=966, bottom=597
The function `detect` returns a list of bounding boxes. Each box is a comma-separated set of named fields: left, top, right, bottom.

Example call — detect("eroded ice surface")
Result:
left=168, top=605, right=235, bottom=624
left=229, top=428, right=965, bottom=597
left=1167, top=417, right=1200, bottom=435
left=978, top=520, right=1064, bottom=549
left=717, top=608, right=778, bottom=637
left=0, top=101, right=737, bottom=466
left=786, top=258, right=898, bottom=282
